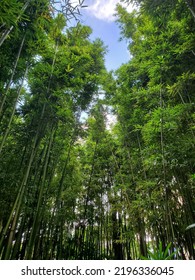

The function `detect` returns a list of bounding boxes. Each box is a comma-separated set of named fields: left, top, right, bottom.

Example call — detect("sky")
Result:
left=72, top=0, right=135, bottom=71
left=68, top=0, right=135, bottom=124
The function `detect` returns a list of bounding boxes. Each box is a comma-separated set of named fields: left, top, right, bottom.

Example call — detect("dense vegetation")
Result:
left=0, top=0, right=195, bottom=260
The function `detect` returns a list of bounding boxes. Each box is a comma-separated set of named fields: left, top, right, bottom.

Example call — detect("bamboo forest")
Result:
left=0, top=0, right=195, bottom=260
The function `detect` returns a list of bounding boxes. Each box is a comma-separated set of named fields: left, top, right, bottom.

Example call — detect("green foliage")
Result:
left=0, top=0, right=24, bottom=27
left=113, top=0, right=195, bottom=260
left=1, top=0, right=195, bottom=261
left=141, top=242, right=177, bottom=260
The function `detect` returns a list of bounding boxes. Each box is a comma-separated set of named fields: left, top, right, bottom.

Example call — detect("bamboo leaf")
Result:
left=186, top=223, right=195, bottom=230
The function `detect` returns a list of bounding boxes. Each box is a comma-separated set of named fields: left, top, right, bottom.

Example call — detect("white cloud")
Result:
left=84, top=0, right=134, bottom=22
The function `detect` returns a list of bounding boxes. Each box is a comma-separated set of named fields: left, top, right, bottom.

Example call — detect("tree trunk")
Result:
left=112, top=211, right=123, bottom=260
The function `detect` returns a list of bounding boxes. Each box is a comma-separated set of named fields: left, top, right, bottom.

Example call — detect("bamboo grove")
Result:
left=0, top=0, right=195, bottom=260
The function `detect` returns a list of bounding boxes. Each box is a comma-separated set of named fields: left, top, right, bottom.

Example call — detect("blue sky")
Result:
left=73, top=0, right=135, bottom=71
left=70, top=1, right=135, bottom=124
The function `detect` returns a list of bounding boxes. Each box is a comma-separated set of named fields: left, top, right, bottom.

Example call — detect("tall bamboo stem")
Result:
left=0, top=33, right=26, bottom=116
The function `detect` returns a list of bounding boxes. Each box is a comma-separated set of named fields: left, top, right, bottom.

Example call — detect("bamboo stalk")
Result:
left=0, top=0, right=31, bottom=47
left=0, top=65, right=28, bottom=154
left=1, top=130, right=39, bottom=259
left=0, top=33, right=26, bottom=116
left=25, top=126, right=55, bottom=259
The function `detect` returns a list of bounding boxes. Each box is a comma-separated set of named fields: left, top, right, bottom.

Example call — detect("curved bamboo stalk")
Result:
left=0, top=33, right=26, bottom=117
left=0, top=65, right=28, bottom=154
